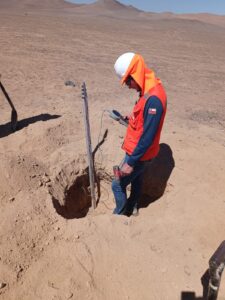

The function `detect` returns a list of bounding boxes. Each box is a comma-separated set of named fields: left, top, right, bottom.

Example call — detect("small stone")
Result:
left=55, top=227, right=60, bottom=231
left=184, top=265, right=191, bottom=276
left=16, top=265, right=23, bottom=272
left=150, top=244, right=157, bottom=252
left=9, top=197, right=15, bottom=202
left=16, top=265, right=23, bottom=278
left=75, top=234, right=80, bottom=240
left=0, top=282, right=6, bottom=289
left=66, top=292, right=73, bottom=299
left=65, top=80, right=75, bottom=87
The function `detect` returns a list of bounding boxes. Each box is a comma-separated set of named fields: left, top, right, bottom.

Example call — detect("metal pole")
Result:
left=207, top=240, right=225, bottom=300
left=0, top=75, right=18, bottom=131
left=81, top=82, right=96, bottom=210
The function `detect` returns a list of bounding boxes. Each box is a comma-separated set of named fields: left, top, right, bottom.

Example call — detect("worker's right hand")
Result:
left=123, top=115, right=130, bottom=121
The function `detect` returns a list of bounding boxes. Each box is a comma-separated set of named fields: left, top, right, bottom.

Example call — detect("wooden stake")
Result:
left=81, top=82, right=96, bottom=210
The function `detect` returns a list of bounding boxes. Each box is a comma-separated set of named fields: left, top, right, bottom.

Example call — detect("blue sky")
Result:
left=67, top=0, right=225, bottom=15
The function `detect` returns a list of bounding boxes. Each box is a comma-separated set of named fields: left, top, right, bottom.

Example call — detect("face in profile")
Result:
left=125, top=76, right=141, bottom=92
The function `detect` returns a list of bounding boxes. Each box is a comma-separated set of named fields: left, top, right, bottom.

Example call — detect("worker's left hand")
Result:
left=120, top=162, right=133, bottom=176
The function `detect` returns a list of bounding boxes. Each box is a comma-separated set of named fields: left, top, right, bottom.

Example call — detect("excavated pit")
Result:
left=49, top=155, right=112, bottom=219
left=48, top=158, right=103, bottom=220
left=52, top=173, right=92, bottom=219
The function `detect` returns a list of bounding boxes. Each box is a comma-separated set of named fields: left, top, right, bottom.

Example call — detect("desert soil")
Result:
left=0, top=1, right=225, bottom=299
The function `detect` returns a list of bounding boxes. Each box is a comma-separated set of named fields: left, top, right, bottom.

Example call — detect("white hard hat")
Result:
left=114, top=52, right=135, bottom=79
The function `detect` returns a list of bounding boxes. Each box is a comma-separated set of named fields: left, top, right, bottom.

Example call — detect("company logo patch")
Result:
left=148, top=108, right=157, bottom=115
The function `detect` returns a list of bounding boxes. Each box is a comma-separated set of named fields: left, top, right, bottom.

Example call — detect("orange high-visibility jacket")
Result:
left=122, top=83, right=167, bottom=161
left=121, top=54, right=167, bottom=161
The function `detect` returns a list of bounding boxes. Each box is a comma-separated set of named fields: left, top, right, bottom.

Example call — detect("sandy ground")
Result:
left=0, top=1, right=225, bottom=299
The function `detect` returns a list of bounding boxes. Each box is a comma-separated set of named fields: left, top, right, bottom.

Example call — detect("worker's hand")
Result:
left=120, top=162, right=133, bottom=176
left=123, top=115, right=130, bottom=121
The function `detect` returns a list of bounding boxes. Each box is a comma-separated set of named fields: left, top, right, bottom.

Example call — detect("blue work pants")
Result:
left=112, top=155, right=145, bottom=215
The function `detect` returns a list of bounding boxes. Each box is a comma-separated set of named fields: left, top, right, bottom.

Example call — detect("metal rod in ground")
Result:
left=0, top=75, right=18, bottom=131
left=81, top=82, right=96, bottom=210
left=207, top=240, right=225, bottom=300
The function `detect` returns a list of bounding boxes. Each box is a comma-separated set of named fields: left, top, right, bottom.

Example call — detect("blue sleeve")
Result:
left=127, top=96, right=163, bottom=167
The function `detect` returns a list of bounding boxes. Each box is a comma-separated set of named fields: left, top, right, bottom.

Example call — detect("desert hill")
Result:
left=0, top=0, right=139, bottom=11
left=85, top=0, right=140, bottom=11
left=69, top=0, right=142, bottom=17
left=0, top=0, right=76, bottom=10
left=1, top=0, right=224, bottom=27
left=178, top=12, right=225, bottom=28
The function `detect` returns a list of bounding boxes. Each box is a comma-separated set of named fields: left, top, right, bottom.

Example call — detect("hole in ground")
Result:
left=52, top=173, right=92, bottom=219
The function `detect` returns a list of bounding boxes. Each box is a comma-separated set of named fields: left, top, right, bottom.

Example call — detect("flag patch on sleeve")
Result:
left=148, top=108, right=157, bottom=115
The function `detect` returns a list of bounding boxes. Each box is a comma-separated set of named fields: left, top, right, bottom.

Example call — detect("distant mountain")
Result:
left=0, top=0, right=76, bottom=9
left=1, top=0, right=224, bottom=28
left=92, top=0, right=140, bottom=11
left=71, top=0, right=142, bottom=17
left=0, top=0, right=140, bottom=14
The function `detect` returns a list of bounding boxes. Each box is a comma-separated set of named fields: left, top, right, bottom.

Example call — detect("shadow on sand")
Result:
left=180, top=292, right=203, bottom=300
left=139, top=143, right=175, bottom=208
left=0, top=113, right=61, bottom=138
